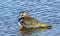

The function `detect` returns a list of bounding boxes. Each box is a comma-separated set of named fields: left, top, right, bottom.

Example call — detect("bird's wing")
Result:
left=23, top=17, right=40, bottom=26
left=23, top=17, right=48, bottom=27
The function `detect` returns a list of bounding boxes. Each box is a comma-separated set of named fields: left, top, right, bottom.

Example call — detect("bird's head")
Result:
left=18, top=11, right=28, bottom=18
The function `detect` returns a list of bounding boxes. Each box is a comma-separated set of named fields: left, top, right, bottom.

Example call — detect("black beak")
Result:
left=18, top=17, right=24, bottom=22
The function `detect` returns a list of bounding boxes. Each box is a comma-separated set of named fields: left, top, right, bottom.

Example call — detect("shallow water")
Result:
left=18, top=27, right=52, bottom=36
left=0, top=0, right=60, bottom=36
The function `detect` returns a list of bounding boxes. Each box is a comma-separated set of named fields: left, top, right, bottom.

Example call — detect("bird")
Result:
left=18, top=11, right=51, bottom=29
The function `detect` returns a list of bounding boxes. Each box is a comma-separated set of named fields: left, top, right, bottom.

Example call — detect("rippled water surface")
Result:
left=0, top=0, right=60, bottom=36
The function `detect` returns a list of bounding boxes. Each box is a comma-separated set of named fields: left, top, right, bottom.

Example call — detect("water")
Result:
left=0, top=0, right=60, bottom=36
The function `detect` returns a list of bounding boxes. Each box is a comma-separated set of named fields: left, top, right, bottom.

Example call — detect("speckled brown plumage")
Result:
left=18, top=11, right=52, bottom=28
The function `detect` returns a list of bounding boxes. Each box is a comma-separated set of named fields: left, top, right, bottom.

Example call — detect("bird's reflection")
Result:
left=18, top=27, right=52, bottom=36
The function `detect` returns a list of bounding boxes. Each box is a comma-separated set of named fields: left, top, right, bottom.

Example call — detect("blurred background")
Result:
left=0, top=0, right=60, bottom=36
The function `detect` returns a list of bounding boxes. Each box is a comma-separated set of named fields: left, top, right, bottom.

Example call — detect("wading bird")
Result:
left=18, top=11, right=51, bottom=29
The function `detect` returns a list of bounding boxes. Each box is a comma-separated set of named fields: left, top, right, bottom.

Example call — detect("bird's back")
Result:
left=20, top=17, right=48, bottom=28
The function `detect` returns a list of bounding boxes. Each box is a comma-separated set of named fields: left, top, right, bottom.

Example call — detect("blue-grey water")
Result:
left=0, top=0, right=60, bottom=36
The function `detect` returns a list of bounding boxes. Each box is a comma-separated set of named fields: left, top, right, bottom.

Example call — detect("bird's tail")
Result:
left=46, top=26, right=52, bottom=29
left=39, top=24, right=52, bottom=29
